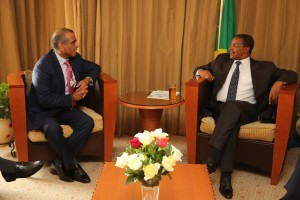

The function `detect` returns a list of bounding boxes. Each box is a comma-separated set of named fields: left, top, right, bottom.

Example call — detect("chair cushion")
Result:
left=200, top=117, right=275, bottom=142
left=28, top=106, right=103, bottom=142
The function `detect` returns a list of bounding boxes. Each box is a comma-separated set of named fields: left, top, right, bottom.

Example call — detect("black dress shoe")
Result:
left=50, top=162, right=74, bottom=182
left=219, top=176, right=233, bottom=199
left=1, top=161, right=44, bottom=182
left=70, top=164, right=91, bottom=183
left=200, top=160, right=217, bottom=174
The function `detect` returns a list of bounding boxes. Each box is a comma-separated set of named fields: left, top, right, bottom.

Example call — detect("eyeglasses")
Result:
left=229, top=43, right=244, bottom=48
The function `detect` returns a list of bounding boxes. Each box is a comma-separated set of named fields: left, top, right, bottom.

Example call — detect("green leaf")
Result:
left=0, top=83, right=10, bottom=119
left=126, top=176, right=135, bottom=184
left=167, top=173, right=172, bottom=180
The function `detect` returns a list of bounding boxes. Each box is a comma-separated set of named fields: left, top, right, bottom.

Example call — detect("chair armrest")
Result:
left=7, top=71, right=29, bottom=161
left=98, top=72, right=117, bottom=161
left=185, top=77, right=212, bottom=163
left=272, top=83, right=298, bottom=184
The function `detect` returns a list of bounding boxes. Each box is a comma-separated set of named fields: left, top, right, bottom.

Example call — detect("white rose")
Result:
left=162, top=155, right=176, bottom=171
left=137, top=153, right=146, bottom=161
left=171, top=145, right=183, bottom=162
left=152, top=128, right=169, bottom=139
left=143, top=163, right=161, bottom=181
left=135, top=130, right=155, bottom=145
left=127, top=154, right=143, bottom=170
left=115, top=152, right=129, bottom=168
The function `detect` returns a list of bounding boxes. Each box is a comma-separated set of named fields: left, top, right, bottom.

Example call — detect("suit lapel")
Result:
left=50, top=50, right=66, bottom=87
left=213, top=58, right=234, bottom=96
left=250, top=59, right=260, bottom=96
left=222, top=59, right=234, bottom=82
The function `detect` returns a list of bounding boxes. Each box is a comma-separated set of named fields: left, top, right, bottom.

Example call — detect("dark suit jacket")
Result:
left=193, top=53, right=298, bottom=117
left=26, top=49, right=101, bottom=130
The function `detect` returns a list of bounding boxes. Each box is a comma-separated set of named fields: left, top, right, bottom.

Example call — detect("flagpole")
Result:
left=217, top=0, right=224, bottom=52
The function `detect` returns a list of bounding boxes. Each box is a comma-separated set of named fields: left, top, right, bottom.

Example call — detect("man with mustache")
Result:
left=194, top=34, right=298, bottom=199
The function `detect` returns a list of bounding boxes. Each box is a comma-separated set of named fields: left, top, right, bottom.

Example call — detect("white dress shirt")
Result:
left=217, top=57, right=256, bottom=104
left=54, top=51, right=76, bottom=95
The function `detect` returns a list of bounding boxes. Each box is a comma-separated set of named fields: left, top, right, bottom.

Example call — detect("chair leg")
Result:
left=271, top=140, right=288, bottom=185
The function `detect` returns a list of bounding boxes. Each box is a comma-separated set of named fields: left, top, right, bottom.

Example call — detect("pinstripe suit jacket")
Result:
left=26, top=49, right=101, bottom=130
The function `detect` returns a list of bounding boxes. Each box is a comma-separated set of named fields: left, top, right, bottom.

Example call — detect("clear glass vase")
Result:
left=140, top=178, right=160, bottom=200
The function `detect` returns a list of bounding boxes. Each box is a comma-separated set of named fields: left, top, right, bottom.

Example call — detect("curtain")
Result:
left=236, top=0, right=300, bottom=71
left=0, top=0, right=20, bottom=81
left=1, top=0, right=299, bottom=136
left=100, top=0, right=186, bottom=135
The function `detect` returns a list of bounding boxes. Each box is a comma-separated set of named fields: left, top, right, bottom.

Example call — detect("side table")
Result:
left=118, top=91, right=184, bottom=131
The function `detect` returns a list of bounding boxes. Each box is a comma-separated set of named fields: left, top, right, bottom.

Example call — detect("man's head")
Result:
left=229, top=34, right=254, bottom=60
left=51, top=28, right=78, bottom=58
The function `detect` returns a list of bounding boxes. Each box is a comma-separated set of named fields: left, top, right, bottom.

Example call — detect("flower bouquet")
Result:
left=115, top=129, right=183, bottom=186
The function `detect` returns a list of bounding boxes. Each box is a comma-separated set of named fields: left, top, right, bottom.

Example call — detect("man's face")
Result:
left=59, top=32, right=78, bottom=58
left=229, top=37, right=250, bottom=60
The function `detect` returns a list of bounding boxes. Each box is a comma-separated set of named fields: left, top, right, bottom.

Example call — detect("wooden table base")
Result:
left=139, top=109, right=163, bottom=131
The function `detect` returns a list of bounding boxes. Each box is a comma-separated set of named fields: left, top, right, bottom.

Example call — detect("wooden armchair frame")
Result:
left=7, top=71, right=117, bottom=162
left=185, top=77, right=297, bottom=185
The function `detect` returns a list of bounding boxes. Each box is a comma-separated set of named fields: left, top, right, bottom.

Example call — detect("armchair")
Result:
left=185, top=76, right=297, bottom=185
left=7, top=71, right=117, bottom=162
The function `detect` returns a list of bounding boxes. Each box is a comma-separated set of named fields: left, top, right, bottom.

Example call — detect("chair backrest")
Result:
left=23, top=70, right=32, bottom=97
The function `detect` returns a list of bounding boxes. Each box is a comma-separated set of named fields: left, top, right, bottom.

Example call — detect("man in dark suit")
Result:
left=27, top=28, right=101, bottom=183
left=281, top=155, right=300, bottom=200
left=0, top=157, right=43, bottom=182
left=194, top=34, right=298, bottom=199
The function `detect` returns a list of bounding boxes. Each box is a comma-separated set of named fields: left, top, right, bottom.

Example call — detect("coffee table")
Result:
left=118, top=91, right=185, bottom=131
left=92, top=162, right=215, bottom=200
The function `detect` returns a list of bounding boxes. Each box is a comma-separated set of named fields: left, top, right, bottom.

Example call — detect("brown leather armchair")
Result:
left=185, top=76, right=297, bottom=185
left=7, top=71, right=117, bottom=162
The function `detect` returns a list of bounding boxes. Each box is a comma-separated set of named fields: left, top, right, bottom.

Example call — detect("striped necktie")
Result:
left=226, top=61, right=241, bottom=101
left=65, top=60, right=76, bottom=109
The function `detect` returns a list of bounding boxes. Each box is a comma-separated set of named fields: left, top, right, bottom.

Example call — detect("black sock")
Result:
left=0, top=157, right=17, bottom=173
left=221, top=172, right=232, bottom=178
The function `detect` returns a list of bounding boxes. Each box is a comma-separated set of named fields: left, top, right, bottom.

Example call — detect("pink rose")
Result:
left=130, top=137, right=142, bottom=148
left=156, top=138, right=169, bottom=148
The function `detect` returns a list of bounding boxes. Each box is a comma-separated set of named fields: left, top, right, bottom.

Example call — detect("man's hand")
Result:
left=197, top=69, right=214, bottom=82
left=72, top=78, right=90, bottom=101
left=269, top=81, right=284, bottom=104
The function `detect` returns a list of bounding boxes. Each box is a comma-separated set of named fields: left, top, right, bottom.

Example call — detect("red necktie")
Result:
left=65, top=60, right=76, bottom=109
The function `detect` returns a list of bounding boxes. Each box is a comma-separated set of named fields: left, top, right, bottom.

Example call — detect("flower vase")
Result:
left=0, top=118, right=14, bottom=144
left=140, top=179, right=160, bottom=200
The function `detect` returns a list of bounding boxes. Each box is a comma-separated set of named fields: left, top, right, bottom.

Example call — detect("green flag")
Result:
left=214, top=0, right=236, bottom=58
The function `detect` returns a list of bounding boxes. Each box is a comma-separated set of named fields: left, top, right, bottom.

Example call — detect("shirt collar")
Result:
left=54, top=50, right=68, bottom=66
left=235, top=56, right=250, bottom=65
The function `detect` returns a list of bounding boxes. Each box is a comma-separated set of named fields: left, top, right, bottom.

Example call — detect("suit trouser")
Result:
left=284, top=155, right=300, bottom=199
left=40, top=107, right=94, bottom=169
left=209, top=101, right=258, bottom=172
